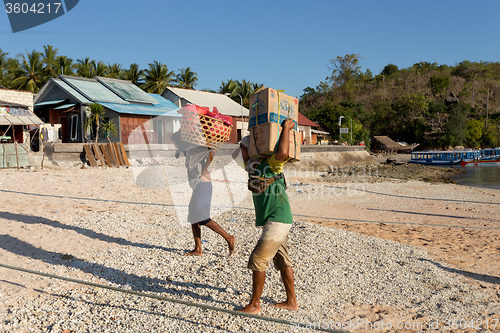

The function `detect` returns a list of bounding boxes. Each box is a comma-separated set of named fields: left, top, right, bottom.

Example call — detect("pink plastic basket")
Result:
left=179, top=110, right=233, bottom=149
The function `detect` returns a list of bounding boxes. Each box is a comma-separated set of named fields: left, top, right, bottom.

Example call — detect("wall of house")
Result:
left=120, top=114, right=153, bottom=145
left=0, top=89, right=34, bottom=110
left=161, top=90, right=182, bottom=107
left=298, top=125, right=312, bottom=144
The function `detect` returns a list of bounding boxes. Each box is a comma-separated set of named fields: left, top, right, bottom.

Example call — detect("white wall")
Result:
left=0, top=89, right=34, bottom=110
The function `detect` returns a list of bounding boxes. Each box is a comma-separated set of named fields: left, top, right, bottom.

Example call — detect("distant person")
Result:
left=238, top=119, right=298, bottom=314
left=171, top=131, right=235, bottom=256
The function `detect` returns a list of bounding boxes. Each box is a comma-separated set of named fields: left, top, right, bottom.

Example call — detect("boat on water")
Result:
left=460, top=147, right=500, bottom=166
left=409, top=148, right=500, bottom=166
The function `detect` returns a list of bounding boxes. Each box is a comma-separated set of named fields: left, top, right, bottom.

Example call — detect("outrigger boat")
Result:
left=460, top=148, right=500, bottom=166
left=409, top=148, right=500, bottom=166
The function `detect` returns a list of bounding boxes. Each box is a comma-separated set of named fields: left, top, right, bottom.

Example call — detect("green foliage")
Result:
left=11, top=50, right=44, bottom=92
left=466, top=119, right=483, bottom=147
left=42, top=45, right=59, bottom=79
left=382, top=64, right=398, bottom=77
left=101, top=120, right=118, bottom=142
left=124, top=63, right=144, bottom=85
left=107, top=63, right=123, bottom=79
left=441, top=102, right=470, bottom=148
left=327, top=54, right=363, bottom=102
left=141, top=61, right=175, bottom=94
left=393, top=92, right=430, bottom=118
left=56, top=55, right=75, bottom=75
left=428, top=101, right=446, bottom=116
left=428, top=75, right=450, bottom=96
left=76, top=57, right=95, bottom=78
left=219, top=79, right=263, bottom=108
left=0, top=48, right=9, bottom=86
left=175, top=67, right=198, bottom=89
left=481, top=122, right=500, bottom=147
left=410, top=61, right=439, bottom=74
left=352, top=120, right=370, bottom=148
left=93, top=61, right=108, bottom=77
left=86, top=103, right=106, bottom=143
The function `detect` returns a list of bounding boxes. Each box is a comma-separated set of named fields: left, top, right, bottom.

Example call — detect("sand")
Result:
left=0, top=158, right=499, bottom=331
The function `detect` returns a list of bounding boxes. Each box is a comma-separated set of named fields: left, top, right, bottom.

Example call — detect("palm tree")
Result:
left=141, top=61, right=175, bottom=94
left=76, top=57, right=95, bottom=78
left=56, top=55, right=75, bottom=75
left=124, top=63, right=144, bottom=85
left=42, top=45, right=59, bottom=79
left=11, top=50, right=44, bottom=93
left=107, top=63, right=123, bottom=79
left=219, top=79, right=239, bottom=95
left=0, top=48, right=10, bottom=86
left=87, top=103, right=106, bottom=143
left=4, top=58, right=21, bottom=88
left=175, top=67, right=198, bottom=89
left=101, top=120, right=118, bottom=142
left=92, top=61, right=108, bottom=77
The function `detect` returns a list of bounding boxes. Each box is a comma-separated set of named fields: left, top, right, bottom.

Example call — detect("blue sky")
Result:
left=1, top=0, right=500, bottom=98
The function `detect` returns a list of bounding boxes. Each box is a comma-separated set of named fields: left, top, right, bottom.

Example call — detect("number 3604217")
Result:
left=5, top=3, right=62, bottom=14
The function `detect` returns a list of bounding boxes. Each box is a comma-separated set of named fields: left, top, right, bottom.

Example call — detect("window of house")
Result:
left=70, top=114, right=78, bottom=141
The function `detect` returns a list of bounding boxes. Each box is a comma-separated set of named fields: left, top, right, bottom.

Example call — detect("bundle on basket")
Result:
left=178, top=104, right=233, bottom=149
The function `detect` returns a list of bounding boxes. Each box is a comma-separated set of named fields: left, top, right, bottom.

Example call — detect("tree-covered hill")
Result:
left=300, top=54, right=500, bottom=149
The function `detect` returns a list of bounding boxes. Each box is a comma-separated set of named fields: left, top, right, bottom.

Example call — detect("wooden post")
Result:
left=108, top=143, right=120, bottom=167
left=92, top=143, right=106, bottom=167
left=118, top=142, right=130, bottom=166
left=100, top=144, right=115, bottom=167
left=83, top=144, right=98, bottom=168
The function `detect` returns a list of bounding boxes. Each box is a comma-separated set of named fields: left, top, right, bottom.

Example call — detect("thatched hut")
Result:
left=444, top=91, right=459, bottom=107
left=371, top=136, right=401, bottom=154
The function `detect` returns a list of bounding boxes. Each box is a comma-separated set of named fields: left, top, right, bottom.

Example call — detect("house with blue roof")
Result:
left=34, top=75, right=180, bottom=144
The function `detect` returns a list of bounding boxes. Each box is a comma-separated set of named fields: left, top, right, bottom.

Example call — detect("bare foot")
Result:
left=228, top=235, right=236, bottom=256
left=270, top=301, right=298, bottom=311
left=183, top=250, right=203, bottom=256
left=238, top=303, right=261, bottom=314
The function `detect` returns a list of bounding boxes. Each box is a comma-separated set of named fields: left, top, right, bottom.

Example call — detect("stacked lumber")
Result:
left=84, top=142, right=130, bottom=168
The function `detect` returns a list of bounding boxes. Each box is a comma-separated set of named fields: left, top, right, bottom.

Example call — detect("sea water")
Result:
left=453, top=164, right=500, bottom=190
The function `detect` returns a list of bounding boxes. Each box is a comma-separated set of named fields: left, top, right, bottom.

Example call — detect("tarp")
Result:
left=0, top=143, right=29, bottom=168
left=0, top=105, right=44, bottom=125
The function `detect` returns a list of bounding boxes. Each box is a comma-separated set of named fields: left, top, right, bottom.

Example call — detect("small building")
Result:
left=0, top=88, right=44, bottom=167
left=162, top=87, right=249, bottom=143
left=298, top=112, right=331, bottom=144
left=34, top=75, right=180, bottom=145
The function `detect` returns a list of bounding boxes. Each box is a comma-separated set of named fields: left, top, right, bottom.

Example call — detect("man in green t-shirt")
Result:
left=238, top=119, right=298, bottom=314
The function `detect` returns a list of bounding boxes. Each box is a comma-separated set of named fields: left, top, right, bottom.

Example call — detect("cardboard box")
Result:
left=249, top=88, right=299, bottom=129
left=248, top=122, right=301, bottom=161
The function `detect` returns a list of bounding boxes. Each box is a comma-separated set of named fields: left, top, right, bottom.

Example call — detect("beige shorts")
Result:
left=247, top=221, right=293, bottom=272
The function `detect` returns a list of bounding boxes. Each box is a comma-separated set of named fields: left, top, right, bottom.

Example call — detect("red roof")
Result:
left=298, top=112, right=318, bottom=127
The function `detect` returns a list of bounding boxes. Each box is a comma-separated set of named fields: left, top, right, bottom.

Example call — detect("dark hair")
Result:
left=171, top=130, right=192, bottom=158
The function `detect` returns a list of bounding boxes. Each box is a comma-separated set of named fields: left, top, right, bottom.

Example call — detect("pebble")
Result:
left=1, top=162, right=499, bottom=332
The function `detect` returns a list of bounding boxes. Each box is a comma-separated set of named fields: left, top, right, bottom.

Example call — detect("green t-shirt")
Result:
left=251, top=155, right=293, bottom=227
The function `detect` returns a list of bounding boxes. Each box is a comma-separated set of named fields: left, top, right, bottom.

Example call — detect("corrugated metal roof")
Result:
left=97, top=77, right=159, bottom=104
left=59, top=76, right=128, bottom=104
left=54, top=103, right=77, bottom=110
left=164, top=87, right=249, bottom=117
left=52, top=78, right=92, bottom=104
left=100, top=94, right=180, bottom=117
left=34, top=99, right=66, bottom=107
left=0, top=105, right=44, bottom=125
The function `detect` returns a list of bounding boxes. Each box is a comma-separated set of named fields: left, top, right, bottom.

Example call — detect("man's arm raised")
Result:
left=275, top=119, right=295, bottom=162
